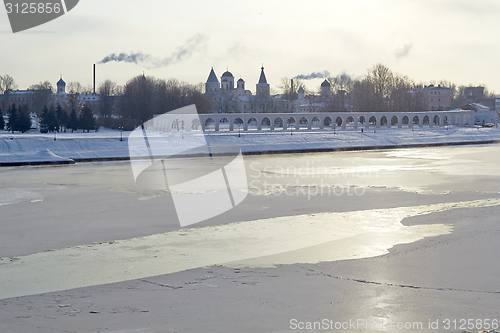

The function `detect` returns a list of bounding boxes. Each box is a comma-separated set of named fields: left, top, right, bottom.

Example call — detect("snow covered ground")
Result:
left=1, top=126, right=500, bottom=165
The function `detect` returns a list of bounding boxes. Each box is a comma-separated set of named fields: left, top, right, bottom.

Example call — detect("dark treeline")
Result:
left=1, top=74, right=214, bottom=132
left=119, top=75, right=214, bottom=127
left=5, top=104, right=31, bottom=133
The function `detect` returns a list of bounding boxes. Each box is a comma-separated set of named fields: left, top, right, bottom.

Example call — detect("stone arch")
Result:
left=391, top=116, right=398, bottom=126
left=359, top=116, right=366, bottom=124
left=323, top=116, right=332, bottom=127
left=274, top=117, right=284, bottom=130
left=335, top=116, right=343, bottom=126
left=369, top=116, right=377, bottom=125
left=204, top=118, right=215, bottom=130
left=346, top=116, right=354, bottom=125
left=412, top=116, right=419, bottom=125
left=380, top=116, right=388, bottom=126
left=219, top=117, right=229, bottom=131
left=423, top=115, right=430, bottom=125
left=191, top=118, right=201, bottom=130
left=433, top=115, right=440, bottom=126
left=171, top=119, right=180, bottom=131
left=261, top=117, right=271, bottom=129
left=287, top=117, right=296, bottom=127
left=464, top=114, right=471, bottom=126
left=402, top=116, right=409, bottom=125
left=248, top=117, right=258, bottom=130
left=311, top=117, right=321, bottom=129
left=299, top=117, right=308, bottom=129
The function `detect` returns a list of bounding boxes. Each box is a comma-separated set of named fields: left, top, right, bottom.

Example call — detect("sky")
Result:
left=1, top=0, right=500, bottom=94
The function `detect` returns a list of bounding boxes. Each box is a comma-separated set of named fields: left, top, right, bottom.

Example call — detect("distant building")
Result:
left=465, top=86, right=484, bottom=101
left=256, top=66, right=270, bottom=98
left=1, top=76, right=100, bottom=114
left=80, top=93, right=101, bottom=110
left=422, top=85, right=451, bottom=111
left=2, top=89, right=36, bottom=109
left=297, top=86, right=304, bottom=100
left=204, top=66, right=270, bottom=113
left=320, top=79, right=331, bottom=97
left=56, top=77, right=66, bottom=93
left=464, top=86, right=495, bottom=110
left=460, top=103, right=498, bottom=125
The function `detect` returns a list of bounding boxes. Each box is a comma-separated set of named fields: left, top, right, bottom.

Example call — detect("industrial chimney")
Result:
left=93, top=64, right=96, bottom=95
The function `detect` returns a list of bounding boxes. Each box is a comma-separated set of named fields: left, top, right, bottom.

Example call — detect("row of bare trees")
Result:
left=1, top=74, right=214, bottom=130
left=279, top=64, right=496, bottom=112
left=119, top=75, right=214, bottom=125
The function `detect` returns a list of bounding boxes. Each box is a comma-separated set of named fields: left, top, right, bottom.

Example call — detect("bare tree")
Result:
left=278, top=77, right=306, bottom=99
left=215, top=90, right=237, bottom=113
left=67, top=81, right=83, bottom=94
left=0, top=75, right=17, bottom=92
left=351, top=78, right=375, bottom=112
left=29, top=81, right=53, bottom=92
left=27, top=81, right=54, bottom=114
left=120, top=75, right=215, bottom=123
left=367, top=64, right=394, bottom=111
left=0, top=75, right=18, bottom=112
left=98, top=80, right=118, bottom=117
left=121, top=75, right=156, bottom=123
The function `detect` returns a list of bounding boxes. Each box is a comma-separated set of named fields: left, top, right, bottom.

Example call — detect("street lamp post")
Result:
left=119, top=126, right=123, bottom=141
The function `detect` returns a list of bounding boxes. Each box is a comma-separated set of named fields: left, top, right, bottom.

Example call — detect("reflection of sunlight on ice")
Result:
left=385, top=149, right=452, bottom=160
left=2, top=198, right=500, bottom=300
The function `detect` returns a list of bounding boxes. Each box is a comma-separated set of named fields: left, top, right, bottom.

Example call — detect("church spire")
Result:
left=258, top=66, right=268, bottom=84
left=256, top=65, right=270, bottom=98
left=206, top=67, right=219, bottom=83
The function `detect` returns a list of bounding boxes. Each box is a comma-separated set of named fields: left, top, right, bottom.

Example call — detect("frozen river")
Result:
left=1, top=144, right=500, bottom=301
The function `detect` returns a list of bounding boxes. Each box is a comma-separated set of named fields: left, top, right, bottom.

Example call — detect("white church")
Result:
left=204, top=66, right=271, bottom=113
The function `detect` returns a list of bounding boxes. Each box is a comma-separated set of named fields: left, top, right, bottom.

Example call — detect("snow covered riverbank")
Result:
left=1, top=126, right=500, bottom=165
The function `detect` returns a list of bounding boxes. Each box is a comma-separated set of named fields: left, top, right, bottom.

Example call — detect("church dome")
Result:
left=298, top=86, right=304, bottom=93
left=321, top=79, right=330, bottom=87
left=222, top=71, right=234, bottom=78
left=57, top=78, right=66, bottom=86
left=237, top=78, right=244, bottom=82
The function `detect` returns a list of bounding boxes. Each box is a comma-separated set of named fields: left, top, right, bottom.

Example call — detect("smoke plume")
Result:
left=98, top=34, right=208, bottom=68
left=294, top=70, right=331, bottom=80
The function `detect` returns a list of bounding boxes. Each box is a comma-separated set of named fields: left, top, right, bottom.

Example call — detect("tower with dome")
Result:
left=56, top=76, right=66, bottom=94
left=204, top=66, right=269, bottom=112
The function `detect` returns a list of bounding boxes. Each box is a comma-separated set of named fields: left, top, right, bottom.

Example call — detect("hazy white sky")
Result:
left=1, top=0, right=499, bottom=93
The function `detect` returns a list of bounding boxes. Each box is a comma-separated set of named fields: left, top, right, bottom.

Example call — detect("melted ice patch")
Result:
left=1, top=198, right=499, bottom=300
left=0, top=188, right=44, bottom=206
